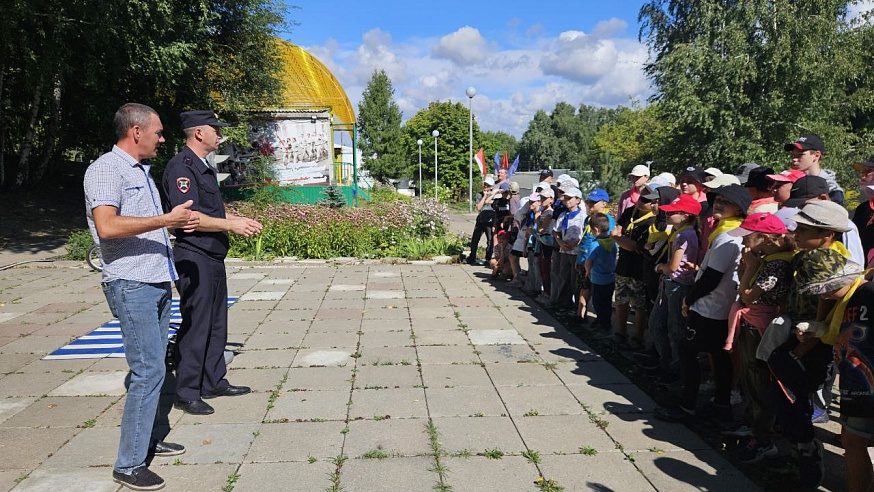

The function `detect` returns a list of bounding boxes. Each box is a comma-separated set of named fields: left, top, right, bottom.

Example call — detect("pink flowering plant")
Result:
left=226, top=194, right=455, bottom=260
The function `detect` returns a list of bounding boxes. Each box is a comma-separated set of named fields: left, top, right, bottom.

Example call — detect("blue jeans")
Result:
left=103, top=279, right=172, bottom=473
left=649, top=277, right=689, bottom=374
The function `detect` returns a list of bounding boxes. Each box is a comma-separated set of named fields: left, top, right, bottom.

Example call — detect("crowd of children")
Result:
left=466, top=134, right=874, bottom=491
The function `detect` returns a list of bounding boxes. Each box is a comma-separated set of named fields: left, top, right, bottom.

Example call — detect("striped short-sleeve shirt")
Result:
left=84, top=146, right=177, bottom=283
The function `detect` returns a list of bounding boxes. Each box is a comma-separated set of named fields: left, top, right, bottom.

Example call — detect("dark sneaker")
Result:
left=721, top=422, right=753, bottom=438
left=654, top=372, right=681, bottom=388
left=696, top=400, right=733, bottom=423
left=797, top=439, right=824, bottom=488
left=151, top=441, right=185, bottom=457
left=811, top=407, right=830, bottom=424
left=738, top=437, right=778, bottom=464
left=112, top=467, right=165, bottom=491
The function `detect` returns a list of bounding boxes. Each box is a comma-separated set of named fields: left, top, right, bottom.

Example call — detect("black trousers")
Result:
left=767, top=340, right=833, bottom=444
left=469, top=215, right=494, bottom=262
left=173, top=247, right=229, bottom=402
left=679, top=310, right=732, bottom=410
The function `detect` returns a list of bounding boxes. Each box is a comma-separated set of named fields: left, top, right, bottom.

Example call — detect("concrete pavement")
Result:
left=0, top=258, right=765, bottom=492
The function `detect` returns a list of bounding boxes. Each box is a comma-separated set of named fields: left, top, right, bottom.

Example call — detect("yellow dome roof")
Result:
left=274, top=39, right=356, bottom=125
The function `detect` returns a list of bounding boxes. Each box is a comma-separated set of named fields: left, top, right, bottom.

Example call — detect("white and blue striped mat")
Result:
left=43, top=297, right=238, bottom=360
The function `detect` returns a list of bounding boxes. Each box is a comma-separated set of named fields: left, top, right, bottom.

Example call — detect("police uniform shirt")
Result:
left=162, top=146, right=229, bottom=259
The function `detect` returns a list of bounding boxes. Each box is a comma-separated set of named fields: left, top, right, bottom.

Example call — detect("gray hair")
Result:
left=113, top=103, right=158, bottom=139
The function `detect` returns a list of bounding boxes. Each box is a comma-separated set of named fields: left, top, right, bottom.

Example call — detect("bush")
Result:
left=66, top=230, right=94, bottom=261
left=226, top=197, right=455, bottom=260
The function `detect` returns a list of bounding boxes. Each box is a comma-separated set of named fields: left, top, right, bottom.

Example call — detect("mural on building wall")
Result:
left=250, top=117, right=331, bottom=185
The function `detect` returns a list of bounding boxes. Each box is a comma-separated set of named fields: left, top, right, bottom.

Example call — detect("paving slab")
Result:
left=48, top=371, right=127, bottom=397
left=425, top=386, right=507, bottom=418
left=0, top=261, right=781, bottom=491
left=343, top=418, right=432, bottom=458
left=163, top=423, right=259, bottom=464
left=632, top=449, right=762, bottom=491
left=10, top=467, right=117, bottom=492
left=230, top=348, right=296, bottom=369
left=265, top=389, right=350, bottom=422
left=443, top=456, right=540, bottom=491
left=294, top=349, right=351, bottom=367
left=285, top=366, right=354, bottom=391
left=497, top=385, right=585, bottom=417
left=0, top=398, right=37, bottom=425
left=431, top=416, right=526, bottom=454
left=348, top=388, right=428, bottom=419
left=416, top=345, right=478, bottom=365
left=235, top=460, right=334, bottom=492
left=513, top=414, right=617, bottom=455
left=340, top=456, right=438, bottom=492
left=151, top=463, right=240, bottom=492
left=246, top=420, right=346, bottom=462
left=537, top=452, right=656, bottom=491
left=0, top=396, right=116, bottom=429
left=0, top=427, right=78, bottom=470
left=352, top=365, right=421, bottom=389
left=467, top=328, right=526, bottom=345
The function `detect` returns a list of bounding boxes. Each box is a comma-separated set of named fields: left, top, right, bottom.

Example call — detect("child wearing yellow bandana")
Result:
left=655, top=184, right=751, bottom=424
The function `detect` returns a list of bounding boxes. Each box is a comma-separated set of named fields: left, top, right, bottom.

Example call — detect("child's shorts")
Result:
left=839, top=415, right=874, bottom=440
left=615, top=275, right=645, bottom=309
left=574, top=263, right=591, bottom=292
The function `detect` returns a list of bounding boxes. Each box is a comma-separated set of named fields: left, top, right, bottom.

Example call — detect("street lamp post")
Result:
left=417, top=139, right=423, bottom=197
left=466, top=86, right=476, bottom=213
left=432, top=130, right=439, bottom=200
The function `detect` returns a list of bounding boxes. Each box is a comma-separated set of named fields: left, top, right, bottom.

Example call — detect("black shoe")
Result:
left=174, top=399, right=215, bottom=415
left=202, top=384, right=251, bottom=399
left=151, top=441, right=185, bottom=457
left=654, top=372, right=681, bottom=388
left=112, top=466, right=165, bottom=491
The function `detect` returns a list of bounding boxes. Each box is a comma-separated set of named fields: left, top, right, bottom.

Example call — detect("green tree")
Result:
left=518, top=110, right=560, bottom=170
left=403, top=101, right=480, bottom=198
left=518, top=103, right=618, bottom=173
left=357, top=69, right=405, bottom=183
left=0, top=0, right=287, bottom=189
left=639, top=0, right=872, bottom=186
left=593, top=102, right=665, bottom=168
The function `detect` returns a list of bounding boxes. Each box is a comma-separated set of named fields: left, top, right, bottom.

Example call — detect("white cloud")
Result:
left=848, top=0, right=874, bottom=23
left=302, top=21, right=652, bottom=138
left=432, top=26, right=489, bottom=66
left=540, top=31, right=620, bottom=83
left=592, top=18, right=629, bottom=38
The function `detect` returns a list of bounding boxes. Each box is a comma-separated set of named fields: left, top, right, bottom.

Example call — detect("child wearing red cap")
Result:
left=646, top=194, right=701, bottom=385
left=725, top=213, right=795, bottom=463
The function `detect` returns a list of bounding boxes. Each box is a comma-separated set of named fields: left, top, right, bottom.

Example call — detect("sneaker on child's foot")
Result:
left=721, top=422, right=753, bottom=438
left=730, top=389, right=743, bottom=406
left=738, top=437, right=778, bottom=464
left=112, top=467, right=165, bottom=491
left=797, top=439, right=825, bottom=488
left=811, top=407, right=830, bottom=424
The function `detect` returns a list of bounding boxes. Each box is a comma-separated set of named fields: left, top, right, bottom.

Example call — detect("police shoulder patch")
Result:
left=177, top=177, right=191, bottom=193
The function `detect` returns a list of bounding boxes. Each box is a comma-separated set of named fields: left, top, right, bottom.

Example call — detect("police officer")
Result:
left=162, top=110, right=263, bottom=415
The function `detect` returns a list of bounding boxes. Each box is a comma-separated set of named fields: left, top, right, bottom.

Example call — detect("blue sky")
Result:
left=282, top=1, right=874, bottom=137
left=282, top=1, right=653, bottom=137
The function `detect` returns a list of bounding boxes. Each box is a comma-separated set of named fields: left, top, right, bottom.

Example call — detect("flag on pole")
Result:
left=502, top=151, right=509, bottom=169
left=474, top=149, right=487, bottom=176
left=507, top=155, right=519, bottom=178
left=493, top=151, right=501, bottom=176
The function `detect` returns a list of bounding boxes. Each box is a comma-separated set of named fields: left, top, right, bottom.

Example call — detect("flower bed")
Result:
left=226, top=197, right=461, bottom=260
